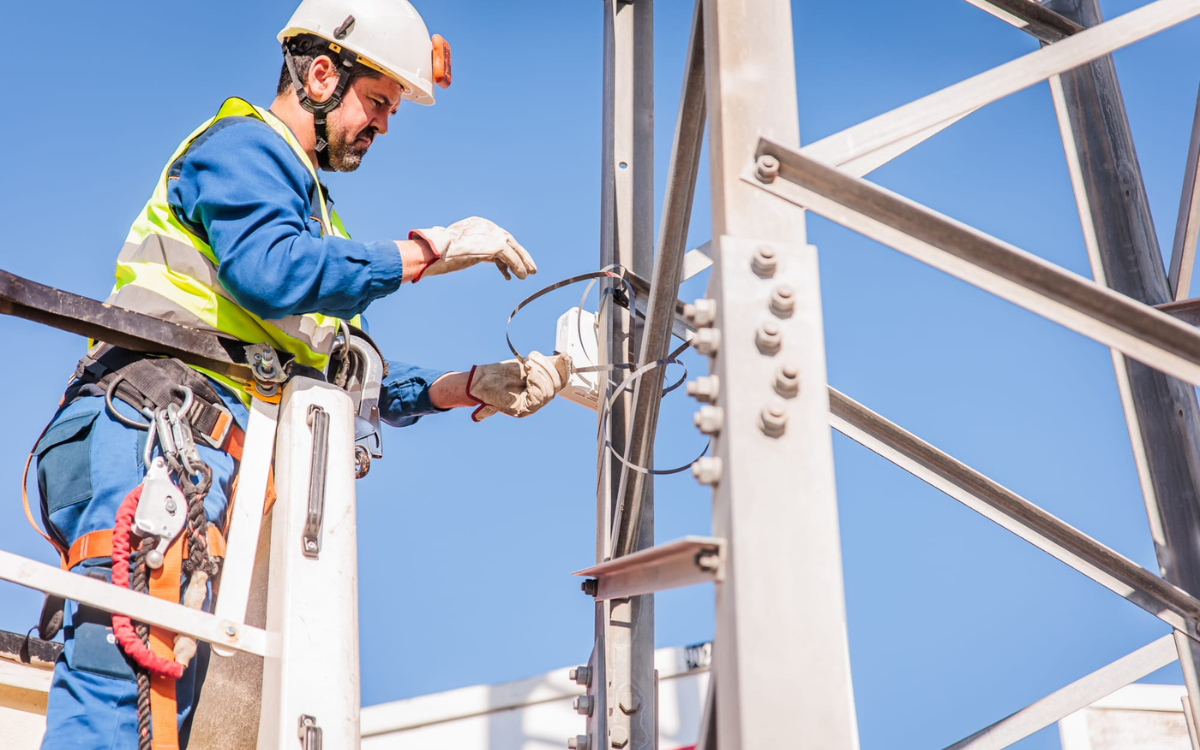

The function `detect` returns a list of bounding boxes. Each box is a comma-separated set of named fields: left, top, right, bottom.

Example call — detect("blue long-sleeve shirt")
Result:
left=166, top=114, right=447, bottom=427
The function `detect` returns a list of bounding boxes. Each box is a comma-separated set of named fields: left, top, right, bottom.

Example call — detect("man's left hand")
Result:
left=466, top=351, right=571, bottom=421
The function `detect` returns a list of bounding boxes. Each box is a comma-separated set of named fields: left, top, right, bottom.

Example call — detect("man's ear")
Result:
left=307, top=55, right=341, bottom=104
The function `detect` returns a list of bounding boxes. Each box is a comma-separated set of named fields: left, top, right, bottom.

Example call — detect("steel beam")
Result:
left=0, top=551, right=274, bottom=658
left=942, top=635, right=1178, bottom=750
left=746, top=137, right=1200, bottom=389
left=613, top=0, right=706, bottom=560
left=963, top=0, right=1083, bottom=43
left=1169, top=85, right=1200, bottom=301
left=0, top=268, right=262, bottom=383
left=701, top=0, right=859, bottom=744
left=802, top=0, right=1200, bottom=174
left=594, top=1, right=656, bottom=749
left=829, top=388, right=1200, bottom=636
left=1046, top=0, right=1200, bottom=729
left=575, top=536, right=725, bottom=600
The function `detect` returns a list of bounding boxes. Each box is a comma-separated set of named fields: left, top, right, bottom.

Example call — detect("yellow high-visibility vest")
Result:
left=108, top=97, right=360, bottom=403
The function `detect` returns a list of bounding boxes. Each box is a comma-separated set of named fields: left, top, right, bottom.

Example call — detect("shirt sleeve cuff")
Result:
left=364, top=239, right=405, bottom=299
left=379, top=361, right=452, bottom=428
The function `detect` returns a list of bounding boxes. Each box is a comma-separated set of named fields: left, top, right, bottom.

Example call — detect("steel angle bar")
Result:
left=802, top=0, right=1200, bottom=173
left=1158, top=298, right=1200, bottom=326
left=943, top=634, right=1177, bottom=750
left=575, top=536, right=725, bottom=601
left=828, top=388, right=1200, bottom=636
left=0, top=269, right=259, bottom=383
left=0, top=550, right=274, bottom=657
left=964, top=0, right=1083, bottom=43
left=1169, top=85, right=1200, bottom=301
left=695, top=675, right=716, bottom=750
left=613, top=0, right=706, bottom=560
left=747, top=137, right=1200, bottom=388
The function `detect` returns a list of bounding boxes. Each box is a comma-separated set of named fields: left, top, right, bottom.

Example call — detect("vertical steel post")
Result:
left=593, top=2, right=655, bottom=750
left=700, top=0, right=859, bottom=747
left=1046, top=0, right=1200, bottom=725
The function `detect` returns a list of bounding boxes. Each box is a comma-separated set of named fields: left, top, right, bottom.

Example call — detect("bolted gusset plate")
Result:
left=573, top=536, right=725, bottom=601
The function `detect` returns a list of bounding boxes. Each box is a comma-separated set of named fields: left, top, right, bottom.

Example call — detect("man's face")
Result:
left=325, top=74, right=403, bottom=172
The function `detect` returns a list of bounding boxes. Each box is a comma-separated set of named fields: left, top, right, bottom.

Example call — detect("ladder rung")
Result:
left=573, top=536, right=725, bottom=601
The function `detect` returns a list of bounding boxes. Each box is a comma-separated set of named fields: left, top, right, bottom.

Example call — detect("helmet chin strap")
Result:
left=283, top=41, right=357, bottom=171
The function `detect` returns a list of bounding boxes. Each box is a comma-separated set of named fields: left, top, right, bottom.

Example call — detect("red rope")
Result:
left=110, top=484, right=184, bottom=681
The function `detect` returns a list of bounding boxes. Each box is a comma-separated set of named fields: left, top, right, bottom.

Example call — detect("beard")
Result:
left=325, top=114, right=376, bottom=172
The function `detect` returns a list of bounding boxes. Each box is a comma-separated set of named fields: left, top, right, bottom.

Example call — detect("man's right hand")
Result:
left=410, top=216, right=536, bottom=281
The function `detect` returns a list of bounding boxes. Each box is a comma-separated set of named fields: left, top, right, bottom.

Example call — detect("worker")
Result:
left=29, top=1, right=570, bottom=748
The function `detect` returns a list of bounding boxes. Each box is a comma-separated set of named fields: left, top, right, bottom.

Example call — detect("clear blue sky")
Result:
left=2, top=1, right=1198, bottom=748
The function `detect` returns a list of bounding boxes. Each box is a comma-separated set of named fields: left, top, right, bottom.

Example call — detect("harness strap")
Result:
left=65, top=526, right=227, bottom=572
left=148, top=537, right=184, bottom=750
left=69, top=345, right=235, bottom=450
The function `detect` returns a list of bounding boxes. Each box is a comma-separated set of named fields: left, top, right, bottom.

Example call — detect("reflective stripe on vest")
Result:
left=108, top=97, right=358, bottom=402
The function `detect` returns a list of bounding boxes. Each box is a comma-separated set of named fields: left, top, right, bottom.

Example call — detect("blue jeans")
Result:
left=36, top=387, right=246, bottom=750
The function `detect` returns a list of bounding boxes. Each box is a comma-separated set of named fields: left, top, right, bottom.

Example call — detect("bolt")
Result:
left=164, top=499, right=177, bottom=514
left=755, top=154, right=780, bottom=184
left=569, top=666, right=592, bottom=687
left=617, top=685, right=640, bottom=714
left=683, top=298, right=717, bottom=327
left=756, top=320, right=783, bottom=354
left=569, top=666, right=591, bottom=686
left=610, top=726, right=630, bottom=748
left=106, top=632, right=116, bottom=645
left=225, top=625, right=238, bottom=637
left=760, top=398, right=788, bottom=438
left=686, top=375, right=720, bottom=403
left=774, top=362, right=801, bottom=398
left=568, top=736, right=590, bottom=750
left=752, top=245, right=778, bottom=276
left=692, top=457, right=723, bottom=486
left=574, top=695, right=594, bottom=716
left=695, top=550, right=721, bottom=572
left=693, top=405, right=724, bottom=435
left=692, top=328, right=721, bottom=356
left=769, top=283, right=796, bottom=317
left=581, top=579, right=599, bottom=597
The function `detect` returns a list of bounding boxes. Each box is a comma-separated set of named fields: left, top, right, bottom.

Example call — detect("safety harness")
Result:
left=21, top=345, right=279, bottom=750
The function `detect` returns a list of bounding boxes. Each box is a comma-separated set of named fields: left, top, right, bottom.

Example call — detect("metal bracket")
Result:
left=302, top=405, right=330, bottom=559
left=298, top=714, right=323, bottom=750
left=573, top=536, right=726, bottom=600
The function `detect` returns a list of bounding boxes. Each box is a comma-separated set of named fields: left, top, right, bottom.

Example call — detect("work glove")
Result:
left=467, top=351, right=571, bottom=421
left=411, top=216, right=537, bottom=281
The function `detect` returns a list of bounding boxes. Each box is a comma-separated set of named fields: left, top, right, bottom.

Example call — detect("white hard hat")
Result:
left=278, top=0, right=450, bottom=106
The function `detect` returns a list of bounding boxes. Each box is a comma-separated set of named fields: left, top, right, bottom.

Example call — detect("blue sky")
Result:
left=2, top=1, right=1199, bottom=748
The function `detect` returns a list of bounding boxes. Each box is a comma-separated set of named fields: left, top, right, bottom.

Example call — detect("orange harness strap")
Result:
left=148, top=537, right=184, bottom=750
left=65, top=527, right=227, bottom=572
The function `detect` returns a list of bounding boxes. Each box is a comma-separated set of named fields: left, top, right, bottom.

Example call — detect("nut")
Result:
left=568, top=736, right=590, bottom=750
left=574, top=695, right=594, bottom=716
left=755, top=154, right=780, bottom=183
left=756, top=320, right=783, bottom=354
left=686, top=375, right=720, bottom=403
left=774, top=362, right=801, bottom=398
left=692, top=457, right=723, bottom=485
left=618, top=685, right=640, bottom=714
left=693, top=328, right=721, bottom=356
left=683, top=298, right=718, bottom=327
left=769, top=283, right=796, bottom=317
left=581, top=579, right=599, bottom=597
left=760, top=398, right=788, bottom=438
left=693, top=405, right=724, bottom=435
left=569, top=666, right=592, bottom=687
left=752, top=245, right=778, bottom=277
left=610, top=726, right=630, bottom=748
